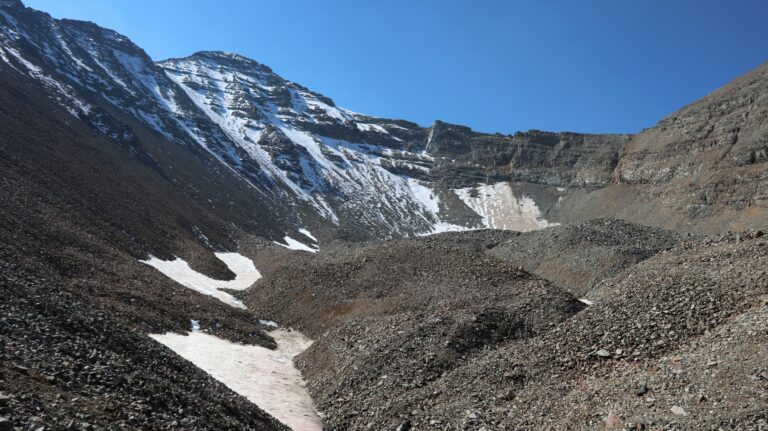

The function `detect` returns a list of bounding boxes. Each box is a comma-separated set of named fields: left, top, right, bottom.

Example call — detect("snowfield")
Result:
left=454, top=182, right=559, bottom=231
left=140, top=252, right=262, bottom=308
left=151, top=327, right=323, bottom=431
left=143, top=250, right=323, bottom=429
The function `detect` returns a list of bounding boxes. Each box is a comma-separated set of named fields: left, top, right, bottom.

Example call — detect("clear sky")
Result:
left=23, top=0, right=768, bottom=134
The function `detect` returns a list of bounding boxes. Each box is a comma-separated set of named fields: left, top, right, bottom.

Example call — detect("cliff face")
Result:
left=618, top=63, right=768, bottom=185
left=2, top=0, right=766, bottom=242
left=426, top=120, right=630, bottom=188
left=425, top=63, right=768, bottom=233
left=563, top=62, right=768, bottom=232
left=419, top=120, right=630, bottom=231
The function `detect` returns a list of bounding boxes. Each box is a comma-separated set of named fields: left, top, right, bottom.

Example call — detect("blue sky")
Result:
left=24, top=0, right=768, bottom=134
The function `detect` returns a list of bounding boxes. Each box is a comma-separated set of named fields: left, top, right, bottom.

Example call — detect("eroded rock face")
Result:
left=589, top=62, right=768, bottom=231
left=421, top=62, right=768, bottom=234
left=426, top=120, right=630, bottom=188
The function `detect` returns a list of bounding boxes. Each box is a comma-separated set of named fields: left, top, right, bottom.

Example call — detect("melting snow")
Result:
left=259, top=319, right=279, bottom=328
left=297, top=228, right=318, bottom=243
left=355, top=123, right=388, bottom=133
left=140, top=252, right=262, bottom=309
left=158, top=57, right=463, bottom=235
left=150, top=329, right=323, bottom=431
left=275, top=236, right=319, bottom=253
left=426, top=221, right=473, bottom=235
left=454, top=182, right=559, bottom=231
left=406, top=178, right=440, bottom=214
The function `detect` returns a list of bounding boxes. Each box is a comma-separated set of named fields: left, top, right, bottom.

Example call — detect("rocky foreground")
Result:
left=0, top=1, right=766, bottom=429
left=1, top=213, right=765, bottom=430
left=0, top=261, right=286, bottom=430
left=242, top=221, right=767, bottom=430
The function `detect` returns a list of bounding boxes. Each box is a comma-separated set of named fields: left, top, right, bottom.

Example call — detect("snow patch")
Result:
left=150, top=329, right=323, bottom=431
left=259, top=319, right=279, bottom=328
left=275, top=236, right=319, bottom=253
left=140, top=252, right=262, bottom=309
left=426, top=221, right=473, bottom=235
left=454, top=182, right=559, bottom=231
left=406, top=178, right=440, bottom=214
left=298, top=228, right=318, bottom=243
left=355, top=123, right=388, bottom=134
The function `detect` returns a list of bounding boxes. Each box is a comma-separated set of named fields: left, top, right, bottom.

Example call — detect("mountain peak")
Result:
left=0, top=0, right=23, bottom=9
left=180, top=50, right=275, bottom=74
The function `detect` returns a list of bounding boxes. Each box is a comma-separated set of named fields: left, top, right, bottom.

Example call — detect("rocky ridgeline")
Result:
left=426, top=120, right=631, bottom=188
left=574, top=62, right=768, bottom=232
left=0, top=0, right=644, bottom=240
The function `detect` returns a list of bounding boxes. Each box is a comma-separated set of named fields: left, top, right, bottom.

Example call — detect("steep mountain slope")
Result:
left=557, top=62, right=768, bottom=232
left=3, top=0, right=767, bottom=242
left=158, top=51, right=455, bottom=238
left=0, top=0, right=455, bottom=239
left=1, top=263, right=288, bottom=430
left=0, top=0, right=639, bottom=240
left=1, top=0, right=767, bottom=429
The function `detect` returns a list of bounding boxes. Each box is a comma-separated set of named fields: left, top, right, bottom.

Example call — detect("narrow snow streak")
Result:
left=140, top=252, right=261, bottom=308
left=298, top=228, right=318, bottom=243
left=150, top=329, right=323, bottom=431
left=275, top=236, right=319, bottom=253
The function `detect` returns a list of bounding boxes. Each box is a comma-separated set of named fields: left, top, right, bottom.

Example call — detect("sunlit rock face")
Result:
left=0, top=0, right=656, bottom=239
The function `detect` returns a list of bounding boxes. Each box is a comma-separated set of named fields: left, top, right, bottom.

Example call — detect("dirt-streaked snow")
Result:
left=150, top=328, right=323, bottom=431
left=140, top=252, right=262, bottom=308
left=454, top=182, right=559, bottom=231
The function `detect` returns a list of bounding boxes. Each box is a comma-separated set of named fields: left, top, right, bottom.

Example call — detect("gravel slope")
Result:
left=243, top=226, right=767, bottom=430
left=0, top=262, right=287, bottom=430
left=489, top=218, right=687, bottom=296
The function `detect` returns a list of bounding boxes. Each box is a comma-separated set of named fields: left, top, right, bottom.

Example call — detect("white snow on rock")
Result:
left=140, top=252, right=262, bottom=309
left=454, top=182, right=559, bottom=231
left=275, top=236, right=319, bottom=253
left=150, top=329, right=323, bottom=431
left=259, top=319, right=279, bottom=328
left=402, top=179, right=472, bottom=235
left=157, top=55, right=460, bottom=235
left=406, top=178, right=440, bottom=214
left=355, top=122, right=388, bottom=134
left=298, top=228, right=318, bottom=243
left=425, top=221, right=473, bottom=235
